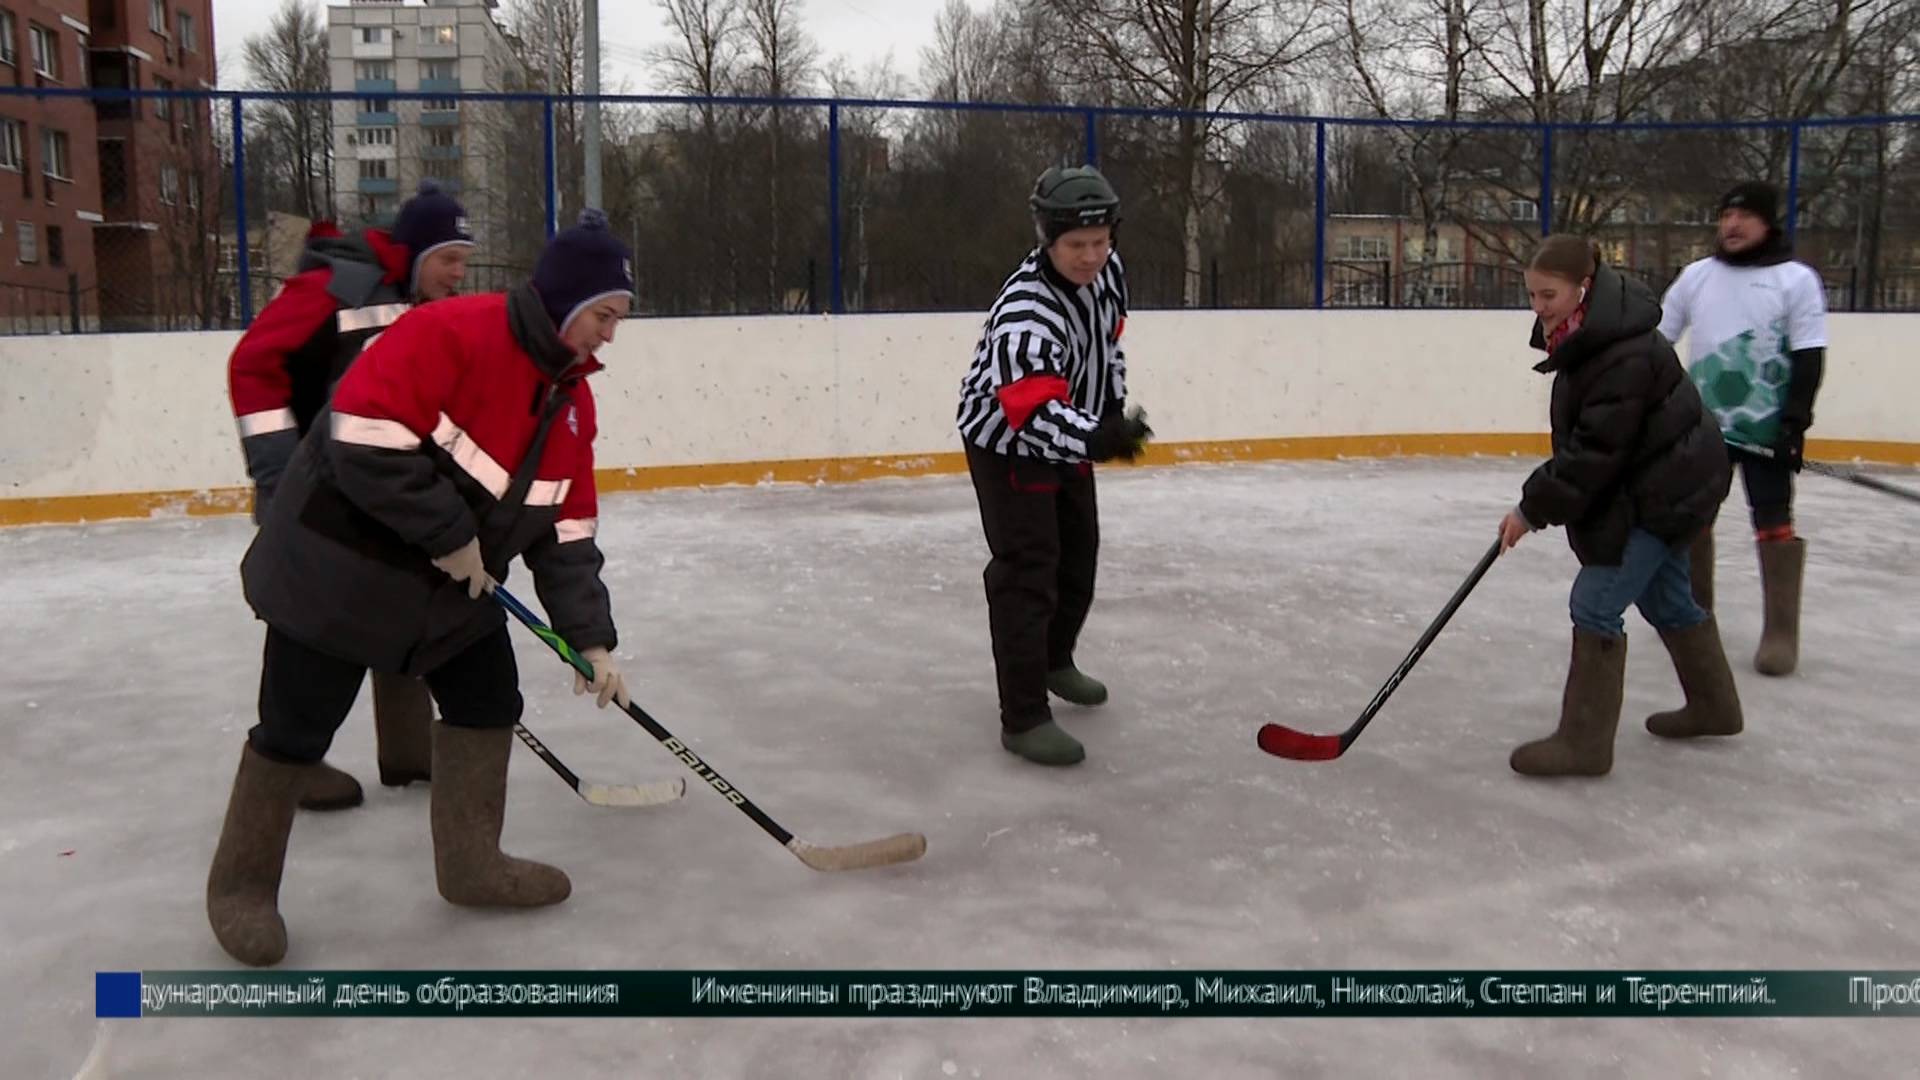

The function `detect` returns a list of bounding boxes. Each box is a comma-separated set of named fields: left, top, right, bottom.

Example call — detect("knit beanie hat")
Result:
left=532, top=208, right=635, bottom=334
left=391, top=180, right=475, bottom=291
left=1717, top=181, right=1780, bottom=226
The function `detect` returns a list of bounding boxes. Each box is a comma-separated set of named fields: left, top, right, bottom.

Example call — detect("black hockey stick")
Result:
left=1727, top=440, right=1920, bottom=505
left=493, top=585, right=926, bottom=871
left=1258, top=539, right=1502, bottom=761
left=512, top=722, right=684, bottom=808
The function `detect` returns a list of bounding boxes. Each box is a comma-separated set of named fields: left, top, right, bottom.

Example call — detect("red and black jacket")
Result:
left=241, top=284, right=613, bottom=676
left=227, top=228, right=413, bottom=522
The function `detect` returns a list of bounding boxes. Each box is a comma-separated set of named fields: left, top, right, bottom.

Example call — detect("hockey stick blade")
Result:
left=788, top=833, right=928, bottom=872
left=579, top=777, right=687, bottom=808
left=1255, top=723, right=1346, bottom=762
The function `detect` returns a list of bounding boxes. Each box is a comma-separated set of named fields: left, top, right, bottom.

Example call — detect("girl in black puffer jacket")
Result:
left=1498, top=236, right=1744, bottom=778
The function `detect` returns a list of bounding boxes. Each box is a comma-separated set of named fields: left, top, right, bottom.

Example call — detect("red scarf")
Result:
left=1543, top=301, right=1588, bottom=354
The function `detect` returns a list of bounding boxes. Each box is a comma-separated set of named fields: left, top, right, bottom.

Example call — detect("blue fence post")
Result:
left=1084, top=109, right=1099, bottom=166
left=828, top=102, right=843, bottom=315
left=1785, top=122, right=1802, bottom=242
left=542, top=97, right=558, bottom=239
left=1539, top=124, right=1554, bottom=237
left=1313, top=121, right=1326, bottom=309
left=232, top=95, right=252, bottom=327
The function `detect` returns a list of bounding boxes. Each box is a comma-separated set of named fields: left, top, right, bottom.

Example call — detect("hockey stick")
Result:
left=512, top=722, right=685, bottom=808
left=1257, top=538, right=1502, bottom=762
left=1727, top=440, right=1920, bottom=505
left=493, top=586, right=927, bottom=871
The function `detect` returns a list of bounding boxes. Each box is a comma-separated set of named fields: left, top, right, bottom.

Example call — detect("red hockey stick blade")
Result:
left=1256, top=723, right=1345, bottom=761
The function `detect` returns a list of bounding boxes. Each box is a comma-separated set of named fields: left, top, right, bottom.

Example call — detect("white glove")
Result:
left=573, top=646, right=631, bottom=709
left=430, top=538, right=497, bottom=600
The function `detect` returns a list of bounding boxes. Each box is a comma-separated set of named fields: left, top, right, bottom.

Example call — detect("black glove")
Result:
left=1773, top=424, right=1804, bottom=473
left=1085, top=406, right=1153, bottom=463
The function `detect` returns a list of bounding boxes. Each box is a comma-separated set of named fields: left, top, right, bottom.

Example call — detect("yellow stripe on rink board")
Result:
left=4, top=434, right=1916, bottom=527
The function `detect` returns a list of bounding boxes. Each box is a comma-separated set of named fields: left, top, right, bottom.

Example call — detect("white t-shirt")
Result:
left=1657, top=257, right=1828, bottom=444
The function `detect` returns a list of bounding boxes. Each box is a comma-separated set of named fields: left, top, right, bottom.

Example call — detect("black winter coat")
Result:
left=1518, top=264, right=1731, bottom=566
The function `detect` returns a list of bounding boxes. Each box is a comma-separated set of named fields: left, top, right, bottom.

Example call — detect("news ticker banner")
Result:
left=96, top=970, right=1920, bottom=1019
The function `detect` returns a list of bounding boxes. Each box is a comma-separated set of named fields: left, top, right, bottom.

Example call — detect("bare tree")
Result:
left=1038, top=0, right=1331, bottom=304
left=740, top=0, right=819, bottom=306
left=241, top=0, right=331, bottom=221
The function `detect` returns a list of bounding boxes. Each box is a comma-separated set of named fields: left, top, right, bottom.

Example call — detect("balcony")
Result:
left=352, top=38, right=394, bottom=60
left=420, top=144, right=462, bottom=160
left=419, top=78, right=462, bottom=94
left=420, top=177, right=462, bottom=193
left=354, top=79, right=397, bottom=94
left=357, top=111, right=398, bottom=127
left=357, top=177, right=399, bottom=195
left=420, top=110, right=461, bottom=126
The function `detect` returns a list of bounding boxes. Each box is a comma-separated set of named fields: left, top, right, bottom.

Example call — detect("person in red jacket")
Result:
left=205, top=209, right=635, bottom=967
left=225, top=181, right=474, bottom=812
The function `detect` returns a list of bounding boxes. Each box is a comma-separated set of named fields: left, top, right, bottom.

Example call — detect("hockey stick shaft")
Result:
left=1727, top=440, right=1920, bottom=504
left=1347, top=537, right=1502, bottom=741
left=492, top=585, right=797, bottom=847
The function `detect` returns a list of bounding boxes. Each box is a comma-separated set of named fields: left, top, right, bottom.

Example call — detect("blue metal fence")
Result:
left=1, top=85, right=1915, bottom=334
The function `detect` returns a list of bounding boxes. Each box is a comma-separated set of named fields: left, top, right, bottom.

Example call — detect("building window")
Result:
left=429, top=25, right=456, bottom=45
left=0, top=11, right=14, bottom=66
left=1508, top=198, right=1539, bottom=222
left=422, top=59, right=456, bottom=81
left=187, top=173, right=199, bottom=209
left=159, top=162, right=179, bottom=204
left=358, top=96, right=392, bottom=114
left=428, top=128, right=457, bottom=148
left=45, top=223, right=62, bottom=266
left=29, top=24, right=57, bottom=79
left=359, top=127, right=395, bottom=146
left=1336, top=235, right=1388, bottom=262
left=0, top=119, right=21, bottom=171
left=16, top=220, right=36, bottom=263
left=177, top=11, right=195, bottom=51
left=360, top=27, right=388, bottom=45
left=75, top=32, right=87, bottom=86
left=356, top=60, right=392, bottom=81
left=423, top=98, right=458, bottom=112
left=149, top=0, right=166, bottom=35
left=41, top=128, right=68, bottom=180
left=359, top=158, right=389, bottom=180
left=153, top=76, right=172, bottom=118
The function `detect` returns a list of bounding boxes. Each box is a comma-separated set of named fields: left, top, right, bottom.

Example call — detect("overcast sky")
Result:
left=213, top=0, right=964, bottom=93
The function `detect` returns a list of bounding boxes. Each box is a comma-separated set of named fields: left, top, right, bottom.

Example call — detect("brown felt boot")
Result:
left=206, top=743, right=308, bottom=966
left=431, top=724, right=571, bottom=908
left=298, top=760, right=364, bottom=812
left=1753, top=538, right=1805, bottom=676
left=1510, top=629, right=1625, bottom=778
left=373, top=672, right=434, bottom=787
left=1646, top=617, right=1745, bottom=738
left=1687, top=529, right=1714, bottom=613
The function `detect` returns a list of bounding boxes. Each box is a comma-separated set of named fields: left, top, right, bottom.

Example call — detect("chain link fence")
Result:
left=0, top=87, right=1915, bottom=336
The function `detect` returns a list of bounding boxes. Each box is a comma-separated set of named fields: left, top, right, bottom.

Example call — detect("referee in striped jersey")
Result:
left=956, top=165, right=1153, bottom=766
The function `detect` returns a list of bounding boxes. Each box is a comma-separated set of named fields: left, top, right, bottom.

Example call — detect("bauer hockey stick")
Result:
left=1726, top=440, right=1920, bottom=506
left=512, top=722, right=685, bottom=808
left=1257, top=538, right=1502, bottom=762
left=493, top=585, right=927, bottom=871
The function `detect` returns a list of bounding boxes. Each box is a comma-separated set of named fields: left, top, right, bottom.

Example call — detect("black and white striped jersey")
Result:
left=955, top=248, right=1129, bottom=461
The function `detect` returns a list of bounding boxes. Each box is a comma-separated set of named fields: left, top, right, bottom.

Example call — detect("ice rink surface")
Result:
left=4, top=457, right=1917, bottom=1078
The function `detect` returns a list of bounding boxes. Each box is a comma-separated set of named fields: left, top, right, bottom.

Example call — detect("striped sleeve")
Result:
left=525, top=388, right=615, bottom=652
left=325, top=308, right=478, bottom=559
left=987, top=278, right=1103, bottom=461
left=1108, top=255, right=1130, bottom=408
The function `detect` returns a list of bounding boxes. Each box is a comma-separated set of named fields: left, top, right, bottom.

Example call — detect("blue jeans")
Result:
left=1569, top=528, right=1710, bottom=638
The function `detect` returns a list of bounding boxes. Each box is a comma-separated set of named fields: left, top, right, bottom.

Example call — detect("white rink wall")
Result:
left=1, top=310, right=1915, bottom=516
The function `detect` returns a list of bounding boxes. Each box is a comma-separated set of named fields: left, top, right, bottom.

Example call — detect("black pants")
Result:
left=1728, top=444, right=1794, bottom=530
left=966, top=443, right=1099, bottom=733
left=250, top=626, right=522, bottom=764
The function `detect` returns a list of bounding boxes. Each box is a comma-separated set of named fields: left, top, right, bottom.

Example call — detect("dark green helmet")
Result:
left=1030, top=165, right=1121, bottom=242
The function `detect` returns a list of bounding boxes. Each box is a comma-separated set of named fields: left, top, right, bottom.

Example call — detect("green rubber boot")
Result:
left=1045, top=666, right=1108, bottom=707
left=1000, top=721, right=1086, bottom=766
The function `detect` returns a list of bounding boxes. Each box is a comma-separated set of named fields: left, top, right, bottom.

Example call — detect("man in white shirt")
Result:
left=1658, top=181, right=1827, bottom=677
